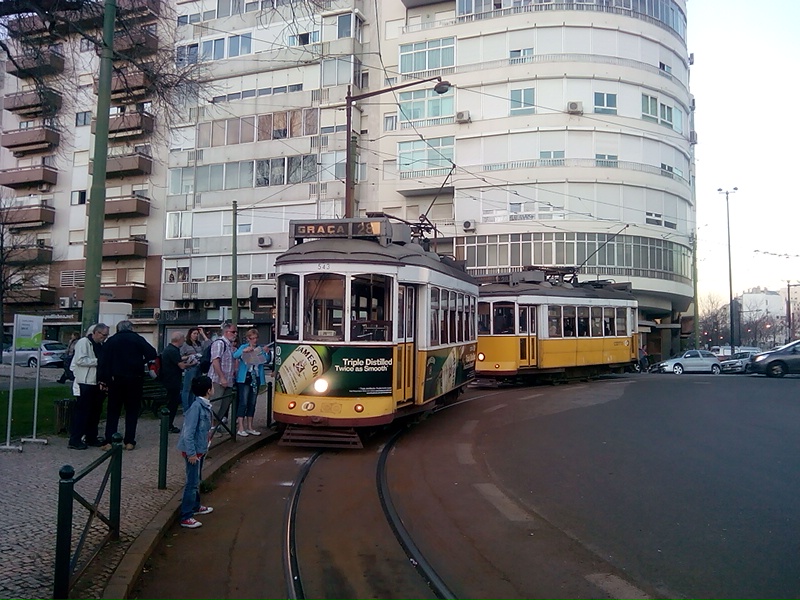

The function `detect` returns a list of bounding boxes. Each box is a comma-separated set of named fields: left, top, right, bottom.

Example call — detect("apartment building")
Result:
left=2, top=0, right=695, bottom=357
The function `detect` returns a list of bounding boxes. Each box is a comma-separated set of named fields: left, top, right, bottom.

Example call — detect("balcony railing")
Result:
left=107, top=70, right=153, bottom=100
left=5, top=245, right=54, bottom=265
left=105, top=194, right=151, bottom=218
left=6, top=48, right=66, bottom=79
left=117, top=0, right=161, bottom=20
left=1, top=126, right=61, bottom=157
left=100, top=238, right=149, bottom=259
left=90, top=152, right=153, bottom=178
left=4, top=87, right=63, bottom=117
left=92, top=111, right=155, bottom=139
left=99, top=283, right=148, bottom=303
left=5, top=286, right=57, bottom=305
left=111, top=29, right=158, bottom=58
left=3, top=203, right=56, bottom=229
left=0, top=165, right=59, bottom=189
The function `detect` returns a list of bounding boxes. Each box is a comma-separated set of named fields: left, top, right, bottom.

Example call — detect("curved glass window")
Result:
left=351, top=274, right=392, bottom=342
left=304, top=273, right=345, bottom=341
left=277, top=274, right=300, bottom=340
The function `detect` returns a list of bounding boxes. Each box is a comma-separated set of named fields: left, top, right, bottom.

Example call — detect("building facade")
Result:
left=2, top=0, right=695, bottom=357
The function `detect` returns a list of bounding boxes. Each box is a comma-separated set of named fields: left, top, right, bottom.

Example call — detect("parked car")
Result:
left=653, top=350, right=721, bottom=375
left=749, top=340, right=800, bottom=378
left=720, top=351, right=759, bottom=374
left=1, top=340, right=68, bottom=368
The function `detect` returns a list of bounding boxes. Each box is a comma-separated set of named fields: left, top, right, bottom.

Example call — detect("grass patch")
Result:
left=0, top=385, right=73, bottom=439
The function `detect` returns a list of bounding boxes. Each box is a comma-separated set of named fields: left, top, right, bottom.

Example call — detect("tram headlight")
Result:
left=288, top=401, right=297, bottom=409
left=477, top=352, right=485, bottom=361
left=313, top=378, right=329, bottom=393
left=354, top=404, right=364, bottom=413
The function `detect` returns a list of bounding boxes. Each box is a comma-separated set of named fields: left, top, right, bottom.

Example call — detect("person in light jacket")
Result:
left=176, top=375, right=215, bottom=529
left=68, top=323, right=110, bottom=450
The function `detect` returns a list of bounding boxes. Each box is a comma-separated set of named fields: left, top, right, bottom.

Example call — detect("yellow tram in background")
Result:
left=476, top=270, right=639, bottom=383
left=272, top=217, right=479, bottom=446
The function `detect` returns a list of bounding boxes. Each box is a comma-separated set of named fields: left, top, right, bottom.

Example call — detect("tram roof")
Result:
left=275, top=237, right=478, bottom=286
left=479, top=280, right=637, bottom=302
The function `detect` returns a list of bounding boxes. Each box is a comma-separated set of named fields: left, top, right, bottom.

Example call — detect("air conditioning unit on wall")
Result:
left=455, top=110, right=471, bottom=124
left=566, top=101, right=583, bottom=115
left=462, top=220, right=476, bottom=232
left=257, top=236, right=272, bottom=248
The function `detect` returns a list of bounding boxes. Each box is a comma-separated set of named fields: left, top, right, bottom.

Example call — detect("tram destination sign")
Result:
left=291, top=219, right=386, bottom=241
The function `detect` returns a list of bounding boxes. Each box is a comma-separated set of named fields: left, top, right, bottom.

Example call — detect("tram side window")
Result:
left=591, top=307, right=604, bottom=337
left=440, top=290, right=449, bottom=345
left=278, top=274, right=300, bottom=340
left=457, top=293, right=464, bottom=342
left=469, top=296, right=477, bottom=340
left=548, top=305, right=562, bottom=337
left=493, top=302, right=514, bottom=334
left=577, top=307, right=590, bottom=336
left=351, top=274, right=392, bottom=341
left=478, top=301, right=491, bottom=334
left=604, top=307, right=615, bottom=336
left=304, top=273, right=344, bottom=341
left=615, top=307, right=627, bottom=336
left=562, top=306, right=576, bottom=337
left=430, top=288, right=440, bottom=345
left=518, top=306, right=528, bottom=334
left=397, top=286, right=405, bottom=339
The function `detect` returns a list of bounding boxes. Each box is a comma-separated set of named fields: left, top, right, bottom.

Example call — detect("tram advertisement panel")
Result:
left=423, top=343, right=477, bottom=401
left=275, top=343, right=394, bottom=397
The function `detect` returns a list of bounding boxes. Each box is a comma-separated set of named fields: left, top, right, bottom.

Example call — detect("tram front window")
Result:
left=277, top=274, right=300, bottom=340
left=493, top=302, right=515, bottom=334
left=303, top=273, right=344, bottom=341
left=351, top=274, right=392, bottom=341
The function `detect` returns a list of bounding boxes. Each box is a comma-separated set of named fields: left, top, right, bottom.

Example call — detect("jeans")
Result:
left=69, top=384, right=102, bottom=446
left=180, top=455, right=204, bottom=521
left=236, top=380, right=258, bottom=418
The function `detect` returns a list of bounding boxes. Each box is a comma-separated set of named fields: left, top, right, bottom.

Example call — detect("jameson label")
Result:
left=275, top=344, right=393, bottom=397
left=423, top=343, right=477, bottom=402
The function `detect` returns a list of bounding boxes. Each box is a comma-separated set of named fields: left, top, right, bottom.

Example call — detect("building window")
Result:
left=594, top=92, right=617, bottom=114
left=660, top=103, right=673, bottom=128
left=176, top=43, right=199, bottom=66
left=509, top=48, right=533, bottom=64
left=166, top=212, right=193, bottom=239
left=399, top=88, right=454, bottom=124
left=228, top=33, right=252, bottom=58
left=659, top=61, right=672, bottom=74
left=642, top=94, right=658, bottom=122
left=398, top=136, right=454, bottom=172
left=75, top=111, right=92, bottom=126
left=595, top=154, right=618, bottom=168
left=201, top=38, right=225, bottom=61
left=79, top=37, right=93, bottom=52
left=384, top=113, right=397, bottom=131
left=510, top=88, right=535, bottom=115
left=71, top=190, right=87, bottom=205
left=289, top=30, right=319, bottom=45
left=399, top=37, right=455, bottom=74
left=540, top=150, right=565, bottom=166
left=337, top=13, right=363, bottom=41
left=322, top=57, right=353, bottom=87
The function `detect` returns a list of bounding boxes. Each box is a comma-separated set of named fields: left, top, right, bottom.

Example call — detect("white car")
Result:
left=654, top=350, right=721, bottom=375
left=720, top=351, right=758, bottom=374
left=1, top=340, right=68, bottom=368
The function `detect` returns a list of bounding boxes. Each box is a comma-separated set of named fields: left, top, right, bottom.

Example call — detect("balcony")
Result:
left=101, top=238, right=149, bottom=259
left=100, top=283, right=148, bottom=303
left=112, top=29, right=158, bottom=59
left=117, top=0, right=161, bottom=21
left=5, top=286, right=57, bottom=305
left=4, top=87, right=63, bottom=117
left=0, top=165, right=58, bottom=189
left=6, top=49, right=66, bottom=79
left=1, top=126, right=61, bottom=157
left=6, top=14, right=68, bottom=39
left=5, top=245, right=54, bottom=265
left=92, top=111, right=155, bottom=139
left=107, top=70, right=153, bottom=101
left=105, top=194, right=151, bottom=218
left=2, top=203, right=56, bottom=229
left=90, top=152, right=152, bottom=178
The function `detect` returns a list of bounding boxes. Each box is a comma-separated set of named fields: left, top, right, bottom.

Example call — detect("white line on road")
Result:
left=456, top=443, right=476, bottom=465
left=473, top=483, right=533, bottom=522
left=585, top=573, right=650, bottom=599
left=520, top=392, right=543, bottom=400
left=460, top=420, right=479, bottom=435
left=484, top=404, right=507, bottom=413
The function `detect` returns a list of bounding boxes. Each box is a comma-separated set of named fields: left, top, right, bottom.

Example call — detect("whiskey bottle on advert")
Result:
left=275, top=344, right=332, bottom=395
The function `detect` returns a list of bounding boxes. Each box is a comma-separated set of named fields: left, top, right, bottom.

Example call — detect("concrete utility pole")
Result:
left=83, top=0, right=117, bottom=329
left=691, top=232, right=700, bottom=349
left=718, top=187, right=738, bottom=353
left=231, top=200, right=238, bottom=325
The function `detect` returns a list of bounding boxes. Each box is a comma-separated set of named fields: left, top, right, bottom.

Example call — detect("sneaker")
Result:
left=86, top=439, right=105, bottom=447
left=180, top=518, right=202, bottom=529
left=246, top=429, right=261, bottom=436
left=100, top=444, right=112, bottom=451
left=68, top=442, right=88, bottom=450
left=194, top=506, right=214, bottom=515
left=237, top=430, right=249, bottom=437
left=124, top=443, right=135, bottom=451
left=169, top=426, right=181, bottom=434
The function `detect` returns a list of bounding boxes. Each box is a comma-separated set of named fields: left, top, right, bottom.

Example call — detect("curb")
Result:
left=101, top=430, right=279, bottom=599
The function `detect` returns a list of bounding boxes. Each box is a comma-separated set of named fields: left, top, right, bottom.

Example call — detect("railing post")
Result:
left=54, top=465, right=75, bottom=600
left=109, top=432, right=123, bottom=540
left=266, top=381, right=273, bottom=428
left=158, top=406, right=169, bottom=489
left=231, top=391, right=238, bottom=441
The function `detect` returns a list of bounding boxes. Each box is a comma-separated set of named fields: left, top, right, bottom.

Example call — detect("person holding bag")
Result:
left=232, top=328, right=266, bottom=437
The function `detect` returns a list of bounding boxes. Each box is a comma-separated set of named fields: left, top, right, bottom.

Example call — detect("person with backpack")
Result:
left=161, top=331, right=189, bottom=433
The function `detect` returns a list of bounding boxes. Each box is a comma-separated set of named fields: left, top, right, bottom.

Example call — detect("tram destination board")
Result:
left=290, top=219, right=386, bottom=241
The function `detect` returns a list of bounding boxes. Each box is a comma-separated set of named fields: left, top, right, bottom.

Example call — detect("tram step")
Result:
left=279, top=426, right=363, bottom=449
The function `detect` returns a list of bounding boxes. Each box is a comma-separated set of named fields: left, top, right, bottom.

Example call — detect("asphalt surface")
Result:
left=0, top=363, right=276, bottom=600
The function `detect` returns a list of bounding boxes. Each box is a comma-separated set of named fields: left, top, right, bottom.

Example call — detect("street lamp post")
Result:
left=718, top=187, right=738, bottom=354
left=344, top=76, right=452, bottom=218
left=788, top=282, right=800, bottom=342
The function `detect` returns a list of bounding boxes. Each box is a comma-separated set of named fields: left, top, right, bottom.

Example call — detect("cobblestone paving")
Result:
left=1, top=365, right=269, bottom=599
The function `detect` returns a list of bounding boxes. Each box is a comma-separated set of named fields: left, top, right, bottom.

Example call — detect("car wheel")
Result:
left=27, top=357, right=38, bottom=369
left=766, top=362, right=787, bottom=378
left=711, top=364, right=721, bottom=375
left=672, top=364, right=684, bottom=375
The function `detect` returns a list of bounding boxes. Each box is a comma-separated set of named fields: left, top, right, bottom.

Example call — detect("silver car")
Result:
left=720, top=351, right=758, bottom=374
left=1, top=340, right=68, bottom=368
left=654, top=349, right=721, bottom=375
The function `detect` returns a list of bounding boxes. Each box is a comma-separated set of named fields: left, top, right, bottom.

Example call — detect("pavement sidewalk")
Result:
left=0, top=364, right=276, bottom=599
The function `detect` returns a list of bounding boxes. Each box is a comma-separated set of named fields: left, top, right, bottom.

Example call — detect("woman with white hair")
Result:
left=68, top=323, right=109, bottom=450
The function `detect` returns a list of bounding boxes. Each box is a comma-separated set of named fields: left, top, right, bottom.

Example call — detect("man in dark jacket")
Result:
left=99, top=320, right=157, bottom=450
left=161, top=331, right=188, bottom=434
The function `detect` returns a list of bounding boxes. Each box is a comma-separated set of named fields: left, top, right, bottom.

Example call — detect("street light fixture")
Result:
left=344, top=76, right=452, bottom=218
left=718, top=187, right=738, bottom=353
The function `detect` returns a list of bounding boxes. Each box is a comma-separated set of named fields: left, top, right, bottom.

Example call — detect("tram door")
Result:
left=517, top=305, right=537, bottom=367
left=396, top=285, right=416, bottom=404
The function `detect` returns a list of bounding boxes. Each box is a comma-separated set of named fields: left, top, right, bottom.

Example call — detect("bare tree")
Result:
left=0, top=195, right=54, bottom=347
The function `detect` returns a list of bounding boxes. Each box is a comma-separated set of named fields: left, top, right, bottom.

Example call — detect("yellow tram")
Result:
left=272, top=218, right=479, bottom=446
left=476, top=270, right=639, bottom=383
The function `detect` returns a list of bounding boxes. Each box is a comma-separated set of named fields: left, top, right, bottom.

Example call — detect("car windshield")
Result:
left=731, top=352, right=751, bottom=360
left=43, top=343, right=68, bottom=351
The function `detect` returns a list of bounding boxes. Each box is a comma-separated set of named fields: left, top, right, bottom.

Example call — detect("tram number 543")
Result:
left=317, top=263, right=332, bottom=271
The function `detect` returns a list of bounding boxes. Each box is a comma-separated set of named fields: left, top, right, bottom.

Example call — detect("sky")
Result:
left=689, top=0, right=800, bottom=304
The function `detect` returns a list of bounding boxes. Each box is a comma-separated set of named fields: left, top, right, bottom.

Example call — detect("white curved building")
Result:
left=362, top=0, right=695, bottom=357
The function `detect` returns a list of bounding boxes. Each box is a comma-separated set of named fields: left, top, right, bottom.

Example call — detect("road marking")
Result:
left=520, top=392, right=543, bottom=400
left=585, top=573, right=650, bottom=599
left=484, top=403, right=507, bottom=413
left=693, top=381, right=711, bottom=385
left=473, top=483, right=533, bottom=522
left=456, top=443, right=476, bottom=465
left=460, top=420, right=479, bottom=434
